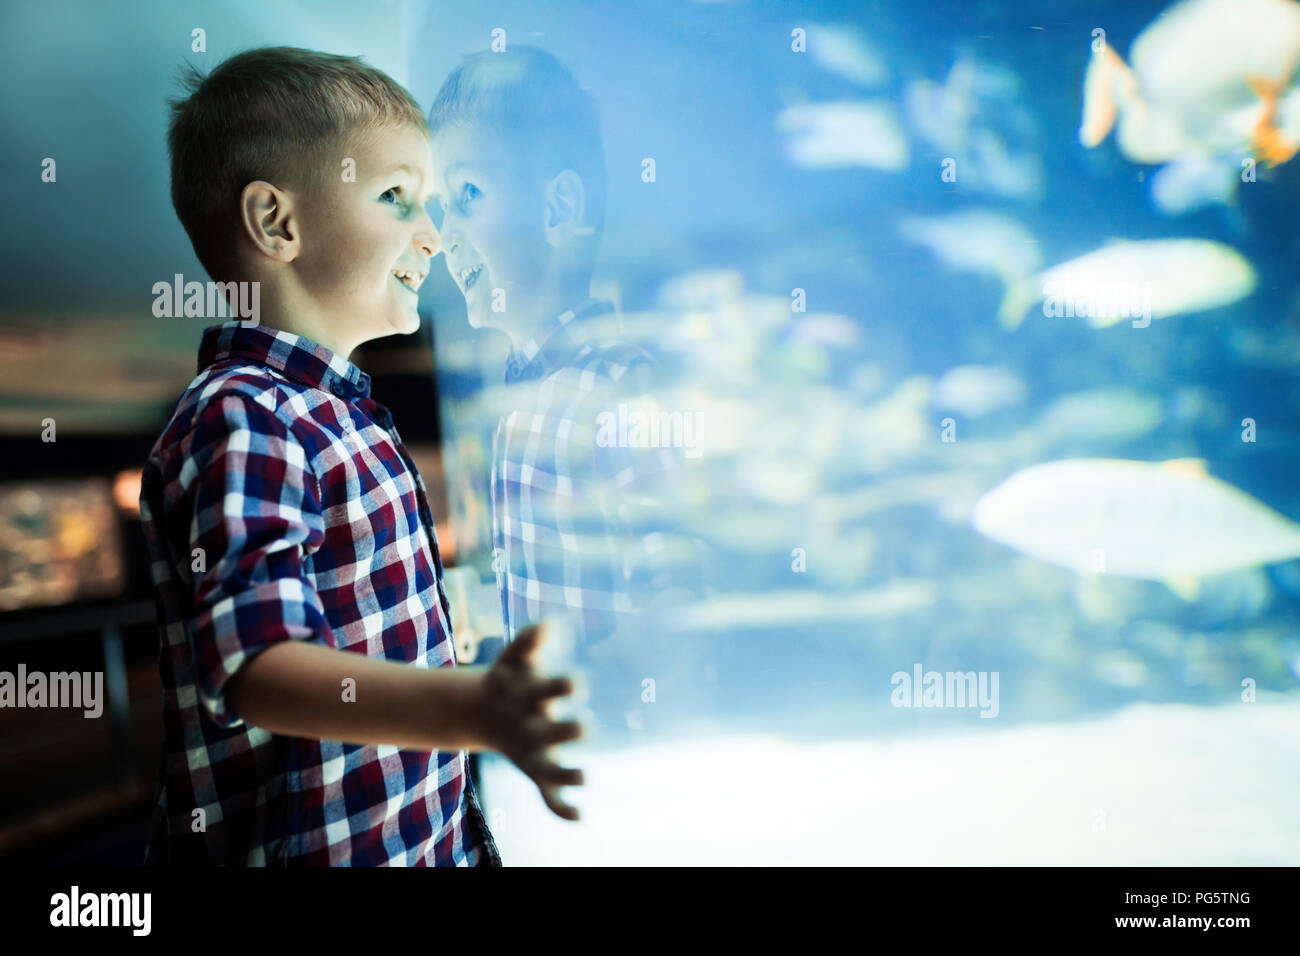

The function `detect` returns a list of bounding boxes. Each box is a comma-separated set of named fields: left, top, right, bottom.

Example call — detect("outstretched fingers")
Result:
left=519, top=713, right=584, bottom=748
left=530, top=676, right=575, bottom=708
left=501, top=622, right=548, bottom=667
left=531, top=761, right=585, bottom=822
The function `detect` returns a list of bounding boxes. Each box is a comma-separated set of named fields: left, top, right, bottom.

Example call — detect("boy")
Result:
left=426, top=47, right=710, bottom=713
left=139, top=46, right=583, bottom=867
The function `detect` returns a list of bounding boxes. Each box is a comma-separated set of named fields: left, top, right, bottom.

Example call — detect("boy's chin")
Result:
left=465, top=301, right=500, bottom=331
left=381, top=305, right=420, bottom=337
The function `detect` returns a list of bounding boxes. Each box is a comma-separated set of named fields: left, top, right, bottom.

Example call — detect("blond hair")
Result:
left=167, top=46, right=428, bottom=281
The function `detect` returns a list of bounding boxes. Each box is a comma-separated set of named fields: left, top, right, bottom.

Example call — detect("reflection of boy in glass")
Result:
left=428, top=47, right=701, bottom=661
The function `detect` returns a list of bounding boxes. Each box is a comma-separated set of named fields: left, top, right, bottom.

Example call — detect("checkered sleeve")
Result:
left=176, top=393, right=335, bottom=729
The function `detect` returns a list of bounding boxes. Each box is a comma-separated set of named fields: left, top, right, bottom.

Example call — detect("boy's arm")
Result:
left=225, top=633, right=584, bottom=818
left=225, top=636, right=585, bottom=818
left=225, top=628, right=583, bottom=765
left=225, top=640, right=487, bottom=751
left=176, top=394, right=583, bottom=814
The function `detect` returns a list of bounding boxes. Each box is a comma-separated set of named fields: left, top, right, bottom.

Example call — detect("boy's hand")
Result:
left=477, top=622, right=586, bottom=820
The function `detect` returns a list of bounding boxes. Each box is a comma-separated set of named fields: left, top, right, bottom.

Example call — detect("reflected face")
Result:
left=292, top=124, right=439, bottom=342
left=431, top=123, right=548, bottom=329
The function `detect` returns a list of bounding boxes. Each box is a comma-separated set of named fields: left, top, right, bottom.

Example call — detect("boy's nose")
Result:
left=414, top=203, right=440, bottom=258
left=415, top=229, right=439, bottom=259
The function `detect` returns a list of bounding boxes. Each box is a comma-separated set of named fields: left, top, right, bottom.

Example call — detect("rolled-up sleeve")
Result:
left=177, top=393, right=333, bottom=728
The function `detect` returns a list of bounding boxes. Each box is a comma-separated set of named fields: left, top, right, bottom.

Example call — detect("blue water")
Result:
left=407, top=0, right=1300, bottom=863
left=421, top=1, right=1300, bottom=741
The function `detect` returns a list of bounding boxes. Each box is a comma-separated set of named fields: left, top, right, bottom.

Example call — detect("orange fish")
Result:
left=1081, top=42, right=1300, bottom=168
left=1246, top=55, right=1300, bottom=165
left=1078, top=43, right=1138, bottom=148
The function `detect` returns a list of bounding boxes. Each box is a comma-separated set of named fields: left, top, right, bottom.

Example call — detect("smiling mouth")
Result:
left=458, top=263, right=483, bottom=292
left=392, top=268, right=425, bottom=294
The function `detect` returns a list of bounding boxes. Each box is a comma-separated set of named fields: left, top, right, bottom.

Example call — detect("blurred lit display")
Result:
left=0, top=479, right=126, bottom=612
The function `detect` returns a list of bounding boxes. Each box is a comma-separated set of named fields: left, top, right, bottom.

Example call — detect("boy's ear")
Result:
left=543, top=169, right=594, bottom=247
left=239, top=180, right=300, bottom=262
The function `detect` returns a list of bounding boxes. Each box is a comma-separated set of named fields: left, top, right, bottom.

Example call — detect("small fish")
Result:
left=1149, top=154, right=1243, bottom=215
left=904, top=55, right=1044, bottom=200
left=787, top=313, right=862, bottom=349
left=806, top=23, right=890, bottom=87
left=670, top=579, right=938, bottom=630
left=1035, top=387, right=1164, bottom=446
left=971, top=458, right=1300, bottom=597
left=899, top=210, right=1042, bottom=294
left=858, top=376, right=932, bottom=473
left=932, top=365, right=1027, bottom=418
left=777, top=100, right=909, bottom=171
left=998, top=239, right=1255, bottom=330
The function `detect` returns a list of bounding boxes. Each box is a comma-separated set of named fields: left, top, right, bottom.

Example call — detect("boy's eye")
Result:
left=380, top=186, right=404, bottom=205
left=458, top=183, right=481, bottom=209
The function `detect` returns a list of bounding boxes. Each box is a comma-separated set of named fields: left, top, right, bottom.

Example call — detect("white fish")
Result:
left=806, top=24, right=890, bottom=87
left=777, top=100, right=909, bottom=171
left=966, top=128, right=1045, bottom=202
left=1078, top=0, right=1300, bottom=210
left=899, top=210, right=1042, bottom=292
left=858, top=376, right=932, bottom=473
left=932, top=365, right=1027, bottom=417
left=901, top=219, right=1254, bottom=330
left=999, top=239, right=1255, bottom=330
left=788, top=312, right=862, bottom=348
left=971, top=458, right=1300, bottom=596
left=670, top=579, right=937, bottom=630
left=1035, top=387, right=1164, bottom=446
left=1129, top=0, right=1300, bottom=105
left=1148, top=154, right=1243, bottom=215
left=1228, top=324, right=1300, bottom=366
left=905, top=55, right=1022, bottom=149
left=904, top=55, right=1044, bottom=200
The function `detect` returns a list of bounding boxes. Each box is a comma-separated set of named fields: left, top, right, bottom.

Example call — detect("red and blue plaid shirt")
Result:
left=492, top=298, right=700, bottom=649
left=138, top=320, right=500, bottom=866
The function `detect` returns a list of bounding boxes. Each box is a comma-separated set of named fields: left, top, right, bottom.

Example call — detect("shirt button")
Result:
left=331, top=381, right=348, bottom=397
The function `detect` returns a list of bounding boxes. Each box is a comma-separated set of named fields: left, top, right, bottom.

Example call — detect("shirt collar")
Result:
left=504, top=297, right=617, bottom=384
left=197, top=320, right=372, bottom=400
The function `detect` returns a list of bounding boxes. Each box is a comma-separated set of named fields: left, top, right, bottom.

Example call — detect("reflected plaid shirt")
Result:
left=138, top=320, right=500, bottom=866
left=491, top=297, right=690, bottom=647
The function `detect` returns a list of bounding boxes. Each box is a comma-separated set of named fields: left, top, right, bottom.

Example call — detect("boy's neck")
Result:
left=249, top=284, right=364, bottom=362
left=503, top=275, right=593, bottom=354
left=275, top=317, right=360, bottom=363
